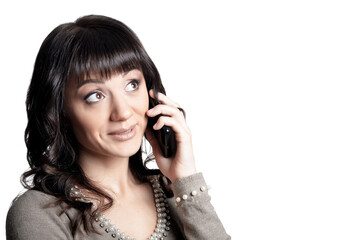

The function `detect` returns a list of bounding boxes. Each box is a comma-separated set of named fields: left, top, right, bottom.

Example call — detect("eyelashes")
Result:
left=84, top=91, right=105, bottom=103
left=125, top=79, right=140, bottom=92
left=83, top=79, right=141, bottom=104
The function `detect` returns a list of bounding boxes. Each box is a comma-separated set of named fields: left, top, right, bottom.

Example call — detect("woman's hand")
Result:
left=145, top=89, right=196, bottom=183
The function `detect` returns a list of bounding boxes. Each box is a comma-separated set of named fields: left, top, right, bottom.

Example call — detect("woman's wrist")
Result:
left=170, top=169, right=197, bottom=183
left=170, top=172, right=207, bottom=197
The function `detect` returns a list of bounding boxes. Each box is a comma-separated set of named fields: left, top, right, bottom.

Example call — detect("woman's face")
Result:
left=64, top=69, right=149, bottom=159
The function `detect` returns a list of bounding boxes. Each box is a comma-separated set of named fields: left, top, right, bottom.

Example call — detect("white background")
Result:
left=1, top=0, right=360, bottom=239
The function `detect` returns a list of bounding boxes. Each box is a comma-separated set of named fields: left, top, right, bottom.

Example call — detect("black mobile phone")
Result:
left=148, top=115, right=177, bottom=158
left=148, top=95, right=177, bottom=158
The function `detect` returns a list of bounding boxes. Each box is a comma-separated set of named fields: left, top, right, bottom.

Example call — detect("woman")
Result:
left=6, top=15, right=230, bottom=240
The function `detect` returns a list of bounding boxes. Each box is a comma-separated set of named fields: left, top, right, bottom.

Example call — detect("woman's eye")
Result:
left=84, top=92, right=105, bottom=103
left=125, top=80, right=140, bottom=92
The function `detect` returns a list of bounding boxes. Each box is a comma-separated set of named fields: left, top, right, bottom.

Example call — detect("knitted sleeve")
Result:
left=167, top=173, right=231, bottom=240
left=6, top=190, right=73, bottom=240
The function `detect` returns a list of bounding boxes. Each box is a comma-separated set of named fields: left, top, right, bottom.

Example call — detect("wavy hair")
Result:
left=22, top=15, right=166, bottom=234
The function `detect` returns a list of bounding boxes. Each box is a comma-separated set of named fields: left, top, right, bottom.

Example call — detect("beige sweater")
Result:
left=6, top=173, right=231, bottom=240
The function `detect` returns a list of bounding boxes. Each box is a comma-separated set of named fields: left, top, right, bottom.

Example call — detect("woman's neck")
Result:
left=78, top=150, right=140, bottom=198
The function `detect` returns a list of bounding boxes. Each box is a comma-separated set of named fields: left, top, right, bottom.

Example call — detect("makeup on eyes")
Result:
left=83, top=91, right=106, bottom=103
left=77, top=69, right=144, bottom=104
left=81, top=79, right=142, bottom=104
left=125, top=79, right=141, bottom=91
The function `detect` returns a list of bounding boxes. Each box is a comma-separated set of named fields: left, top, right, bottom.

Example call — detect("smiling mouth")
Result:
left=113, top=128, right=132, bottom=135
left=108, top=125, right=137, bottom=141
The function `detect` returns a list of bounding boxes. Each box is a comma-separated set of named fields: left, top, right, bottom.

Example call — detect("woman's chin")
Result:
left=107, top=138, right=143, bottom=158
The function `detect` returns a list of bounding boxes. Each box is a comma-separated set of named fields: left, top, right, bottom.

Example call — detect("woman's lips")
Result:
left=108, top=125, right=137, bottom=141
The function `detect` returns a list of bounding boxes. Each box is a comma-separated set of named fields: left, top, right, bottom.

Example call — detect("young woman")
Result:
left=6, top=15, right=230, bottom=240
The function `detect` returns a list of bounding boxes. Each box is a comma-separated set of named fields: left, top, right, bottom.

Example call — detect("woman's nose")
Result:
left=110, top=96, right=133, bottom=121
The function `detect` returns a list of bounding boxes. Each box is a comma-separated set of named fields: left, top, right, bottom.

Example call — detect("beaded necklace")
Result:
left=70, top=176, right=170, bottom=240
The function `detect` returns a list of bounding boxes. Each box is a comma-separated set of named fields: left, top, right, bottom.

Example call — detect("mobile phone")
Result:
left=148, top=95, right=177, bottom=158
left=148, top=116, right=177, bottom=158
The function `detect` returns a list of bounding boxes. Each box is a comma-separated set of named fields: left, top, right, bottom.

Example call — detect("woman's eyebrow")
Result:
left=122, top=70, right=131, bottom=77
left=77, top=79, right=104, bottom=89
left=122, top=68, right=139, bottom=77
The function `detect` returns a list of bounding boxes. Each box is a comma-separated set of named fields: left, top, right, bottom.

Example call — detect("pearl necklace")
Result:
left=70, top=176, right=171, bottom=240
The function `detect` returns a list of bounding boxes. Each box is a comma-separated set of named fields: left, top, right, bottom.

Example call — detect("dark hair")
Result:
left=22, top=15, right=165, bottom=234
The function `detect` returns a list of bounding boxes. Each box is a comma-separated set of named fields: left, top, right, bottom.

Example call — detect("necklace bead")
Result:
left=83, top=175, right=171, bottom=240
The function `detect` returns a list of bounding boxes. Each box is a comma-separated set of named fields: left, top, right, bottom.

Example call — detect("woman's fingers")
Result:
left=147, top=104, right=184, bottom=120
left=147, top=104, right=188, bottom=133
left=151, top=115, right=191, bottom=141
left=147, top=88, right=191, bottom=145
left=148, top=90, right=185, bottom=119
left=147, top=90, right=196, bottom=182
left=149, top=89, right=180, bottom=108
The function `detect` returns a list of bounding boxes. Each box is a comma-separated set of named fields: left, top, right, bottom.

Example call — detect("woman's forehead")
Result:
left=68, top=68, right=143, bottom=88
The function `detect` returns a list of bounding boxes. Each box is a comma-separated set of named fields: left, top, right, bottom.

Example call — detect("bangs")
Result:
left=67, top=26, right=144, bottom=85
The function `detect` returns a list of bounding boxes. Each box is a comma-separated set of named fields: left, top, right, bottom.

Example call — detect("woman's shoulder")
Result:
left=12, top=189, right=55, bottom=205
left=7, top=189, right=60, bottom=218
left=6, top=189, right=74, bottom=239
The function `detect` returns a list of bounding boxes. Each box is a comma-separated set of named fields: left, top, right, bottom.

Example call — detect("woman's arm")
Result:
left=145, top=90, right=197, bottom=183
left=146, top=90, right=230, bottom=239
left=168, top=173, right=231, bottom=240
